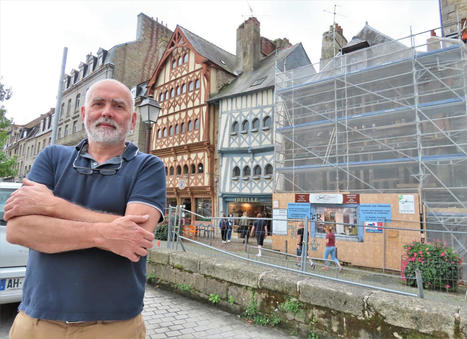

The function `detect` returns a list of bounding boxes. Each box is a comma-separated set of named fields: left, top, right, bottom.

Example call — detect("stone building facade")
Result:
left=439, top=0, right=467, bottom=38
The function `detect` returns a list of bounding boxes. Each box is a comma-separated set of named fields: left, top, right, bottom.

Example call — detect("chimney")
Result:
left=236, top=17, right=261, bottom=73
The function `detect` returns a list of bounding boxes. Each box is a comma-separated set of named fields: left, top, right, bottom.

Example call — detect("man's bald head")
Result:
left=85, top=79, right=134, bottom=110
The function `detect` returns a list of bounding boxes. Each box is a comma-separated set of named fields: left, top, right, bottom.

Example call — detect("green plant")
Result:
left=174, top=283, right=191, bottom=292
left=154, top=222, right=168, bottom=241
left=308, top=317, right=319, bottom=339
left=146, top=272, right=156, bottom=285
left=279, top=297, right=303, bottom=314
left=242, top=291, right=280, bottom=327
left=401, top=240, right=463, bottom=292
left=308, top=332, right=319, bottom=339
left=243, top=291, right=258, bottom=318
left=228, top=295, right=235, bottom=304
left=209, top=293, right=220, bottom=304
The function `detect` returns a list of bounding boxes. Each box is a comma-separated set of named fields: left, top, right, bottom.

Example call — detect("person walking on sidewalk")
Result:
left=219, top=214, right=228, bottom=244
left=250, top=213, right=267, bottom=256
left=296, top=222, right=315, bottom=269
left=227, top=213, right=234, bottom=242
left=5, top=79, right=166, bottom=339
left=322, top=225, right=342, bottom=271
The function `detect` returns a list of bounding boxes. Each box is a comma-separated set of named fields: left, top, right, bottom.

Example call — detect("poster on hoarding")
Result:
left=273, top=209, right=288, bottom=235
left=364, top=221, right=383, bottom=233
left=399, top=195, right=415, bottom=214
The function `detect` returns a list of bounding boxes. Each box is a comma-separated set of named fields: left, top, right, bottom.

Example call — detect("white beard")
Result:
left=85, top=117, right=131, bottom=145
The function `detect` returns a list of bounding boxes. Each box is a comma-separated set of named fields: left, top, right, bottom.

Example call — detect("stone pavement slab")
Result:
left=143, top=286, right=298, bottom=339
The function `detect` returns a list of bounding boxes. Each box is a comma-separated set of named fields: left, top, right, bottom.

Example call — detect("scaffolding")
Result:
left=274, top=29, right=467, bottom=271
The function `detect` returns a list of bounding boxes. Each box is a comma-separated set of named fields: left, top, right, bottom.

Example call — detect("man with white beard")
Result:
left=5, top=79, right=166, bottom=339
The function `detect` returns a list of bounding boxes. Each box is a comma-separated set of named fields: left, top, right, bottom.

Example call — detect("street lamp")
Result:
left=138, top=95, right=161, bottom=153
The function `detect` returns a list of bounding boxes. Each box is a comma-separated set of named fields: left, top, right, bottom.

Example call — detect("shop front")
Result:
left=222, top=194, right=272, bottom=232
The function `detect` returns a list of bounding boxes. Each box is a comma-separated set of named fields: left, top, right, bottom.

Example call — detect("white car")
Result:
left=0, top=182, right=28, bottom=305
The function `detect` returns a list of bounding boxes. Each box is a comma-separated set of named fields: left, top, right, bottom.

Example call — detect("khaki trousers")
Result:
left=9, top=311, right=146, bottom=339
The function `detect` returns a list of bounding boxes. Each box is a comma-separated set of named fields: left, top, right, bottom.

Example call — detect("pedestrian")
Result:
left=240, top=211, right=249, bottom=242
left=219, top=213, right=228, bottom=243
left=250, top=213, right=267, bottom=256
left=5, top=79, right=166, bottom=339
left=296, top=222, right=315, bottom=269
left=227, top=213, right=234, bottom=242
left=322, top=225, right=343, bottom=272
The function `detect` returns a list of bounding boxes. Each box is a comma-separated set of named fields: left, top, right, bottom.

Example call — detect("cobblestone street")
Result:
left=143, top=286, right=297, bottom=339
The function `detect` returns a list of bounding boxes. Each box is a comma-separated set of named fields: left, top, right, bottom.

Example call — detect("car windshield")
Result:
left=0, top=189, right=15, bottom=222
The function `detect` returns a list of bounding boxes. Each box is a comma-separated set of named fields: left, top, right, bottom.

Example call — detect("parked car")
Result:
left=0, top=182, right=28, bottom=305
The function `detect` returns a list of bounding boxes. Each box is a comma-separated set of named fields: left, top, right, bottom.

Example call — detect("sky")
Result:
left=0, top=0, right=440, bottom=125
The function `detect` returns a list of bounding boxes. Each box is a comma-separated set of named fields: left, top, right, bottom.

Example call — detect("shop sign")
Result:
left=287, top=203, right=311, bottom=219
left=399, top=195, right=415, bottom=214
left=343, top=194, right=360, bottom=204
left=234, top=197, right=259, bottom=203
left=309, top=194, right=343, bottom=204
left=295, top=194, right=309, bottom=203
left=272, top=209, right=288, bottom=235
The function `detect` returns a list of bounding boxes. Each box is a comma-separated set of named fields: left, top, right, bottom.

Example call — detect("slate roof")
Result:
left=210, top=43, right=312, bottom=101
left=179, top=26, right=238, bottom=75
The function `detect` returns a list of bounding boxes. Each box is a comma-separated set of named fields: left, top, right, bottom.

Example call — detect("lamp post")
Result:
left=138, top=95, right=161, bottom=154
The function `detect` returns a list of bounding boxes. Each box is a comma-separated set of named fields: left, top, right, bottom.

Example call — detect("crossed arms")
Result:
left=5, top=178, right=161, bottom=262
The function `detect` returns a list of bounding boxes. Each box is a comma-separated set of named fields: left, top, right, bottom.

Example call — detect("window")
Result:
left=73, top=121, right=77, bottom=133
left=243, top=166, right=250, bottom=177
left=67, top=99, right=72, bottom=115
left=253, top=165, right=261, bottom=176
left=169, top=126, right=173, bottom=136
left=175, top=124, right=179, bottom=134
left=176, top=86, right=180, bottom=96
left=172, top=59, right=177, bottom=68
left=183, top=165, right=188, bottom=175
left=171, top=88, right=175, bottom=98
left=198, top=163, right=204, bottom=173
left=191, top=164, right=196, bottom=174
left=75, top=94, right=81, bottom=111
left=169, top=166, right=174, bottom=175
left=181, top=122, right=186, bottom=133
left=264, top=164, right=273, bottom=177
left=314, top=206, right=359, bottom=238
left=183, top=53, right=188, bottom=63
left=252, top=118, right=259, bottom=131
left=58, top=128, right=62, bottom=138
left=233, top=166, right=240, bottom=178
left=195, top=79, right=200, bottom=89
left=165, top=167, right=168, bottom=176
left=64, top=125, right=68, bottom=137
left=60, top=103, right=65, bottom=118
left=189, top=81, right=194, bottom=91
left=178, top=56, right=182, bottom=66
left=181, top=84, right=186, bottom=93
left=231, top=121, right=239, bottom=134
left=176, top=165, right=181, bottom=175
left=241, top=120, right=249, bottom=133
left=165, top=91, right=169, bottom=100
left=194, top=119, right=199, bottom=129
left=160, top=93, right=164, bottom=102
left=157, top=129, right=161, bottom=138
left=195, top=198, right=211, bottom=221
left=163, top=128, right=167, bottom=137
left=48, top=116, right=52, bottom=129
left=263, top=116, right=272, bottom=129
left=188, top=120, right=193, bottom=131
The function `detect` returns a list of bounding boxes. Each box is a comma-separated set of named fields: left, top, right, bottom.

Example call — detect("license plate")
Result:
left=0, top=277, right=24, bottom=291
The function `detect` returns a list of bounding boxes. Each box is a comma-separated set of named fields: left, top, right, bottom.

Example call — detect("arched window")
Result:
left=170, top=88, right=175, bottom=98
left=243, top=166, right=251, bottom=177
left=184, top=53, right=188, bottom=63
left=241, top=120, right=249, bottom=133
left=233, top=166, right=240, bottom=177
left=157, top=129, right=161, bottom=138
left=188, top=120, right=193, bottom=131
left=182, top=84, right=186, bottom=93
left=176, top=86, right=180, bottom=96
left=60, top=103, right=65, bottom=118
left=265, top=164, right=273, bottom=176
left=165, top=167, right=168, bottom=176
left=181, top=122, right=186, bottom=133
left=175, top=124, right=179, bottom=134
left=169, top=126, right=173, bottom=136
left=252, top=118, right=259, bottom=131
left=191, top=164, right=196, bottom=174
left=160, top=93, right=164, bottom=102
left=67, top=99, right=72, bottom=115
left=75, top=94, right=81, bottom=111
left=178, top=56, right=182, bottom=66
left=231, top=121, right=239, bottom=134
left=183, top=165, right=188, bottom=175
left=254, top=165, right=261, bottom=176
left=176, top=165, right=182, bottom=175
left=195, top=79, right=200, bottom=89
left=165, top=91, right=169, bottom=100
left=172, top=59, right=177, bottom=68
left=263, top=116, right=272, bottom=129
left=194, top=119, right=199, bottom=129
left=163, top=128, right=167, bottom=137
left=198, top=163, right=204, bottom=173
left=169, top=166, right=174, bottom=175
left=189, top=81, right=194, bottom=91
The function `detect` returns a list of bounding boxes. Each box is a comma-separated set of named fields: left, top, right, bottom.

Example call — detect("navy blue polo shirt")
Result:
left=19, top=139, right=166, bottom=321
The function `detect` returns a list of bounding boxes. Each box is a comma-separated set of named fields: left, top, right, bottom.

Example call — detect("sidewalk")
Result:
left=143, top=285, right=297, bottom=339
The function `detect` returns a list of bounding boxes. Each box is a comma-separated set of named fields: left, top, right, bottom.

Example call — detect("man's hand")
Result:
left=4, top=178, right=54, bottom=220
left=96, top=214, right=155, bottom=262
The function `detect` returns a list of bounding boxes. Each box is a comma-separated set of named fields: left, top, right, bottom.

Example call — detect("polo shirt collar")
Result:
left=75, top=139, right=139, bottom=162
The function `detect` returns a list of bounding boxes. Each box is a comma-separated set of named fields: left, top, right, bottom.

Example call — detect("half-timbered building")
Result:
left=146, top=26, right=237, bottom=222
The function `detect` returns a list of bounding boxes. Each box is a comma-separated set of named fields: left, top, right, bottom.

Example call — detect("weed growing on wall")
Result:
left=401, top=240, right=463, bottom=292
left=209, top=293, right=220, bottom=304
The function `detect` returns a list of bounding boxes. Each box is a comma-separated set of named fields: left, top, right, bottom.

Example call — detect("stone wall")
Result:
left=148, top=248, right=466, bottom=338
